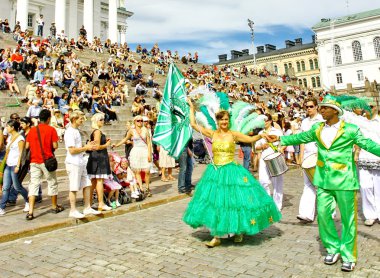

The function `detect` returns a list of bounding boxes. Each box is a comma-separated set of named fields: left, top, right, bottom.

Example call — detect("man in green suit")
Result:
left=270, top=96, right=380, bottom=272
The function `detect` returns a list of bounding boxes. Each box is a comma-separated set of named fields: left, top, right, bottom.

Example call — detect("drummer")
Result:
left=255, top=114, right=285, bottom=211
left=297, top=97, right=324, bottom=223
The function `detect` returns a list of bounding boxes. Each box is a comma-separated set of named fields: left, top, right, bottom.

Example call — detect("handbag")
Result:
left=0, top=134, right=20, bottom=184
left=36, top=125, right=58, bottom=172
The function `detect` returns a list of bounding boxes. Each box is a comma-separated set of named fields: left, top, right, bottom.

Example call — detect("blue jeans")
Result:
left=1, top=166, right=28, bottom=209
left=8, top=183, right=41, bottom=202
left=37, top=25, right=43, bottom=36
left=241, top=145, right=252, bottom=170
left=178, top=149, right=193, bottom=193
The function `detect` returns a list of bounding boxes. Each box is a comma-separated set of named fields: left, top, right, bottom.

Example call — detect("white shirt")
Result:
left=359, top=115, right=380, bottom=161
left=256, top=127, right=284, bottom=158
left=6, top=134, right=24, bottom=166
left=52, top=70, right=63, bottom=82
left=320, top=120, right=341, bottom=149
left=64, top=126, right=86, bottom=166
left=301, top=113, right=324, bottom=155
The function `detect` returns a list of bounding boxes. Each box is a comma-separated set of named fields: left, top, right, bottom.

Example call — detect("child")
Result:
left=116, top=157, right=142, bottom=199
left=103, top=153, right=122, bottom=208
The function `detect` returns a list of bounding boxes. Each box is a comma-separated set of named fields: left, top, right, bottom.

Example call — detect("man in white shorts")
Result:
left=64, top=111, right=99, bottom=218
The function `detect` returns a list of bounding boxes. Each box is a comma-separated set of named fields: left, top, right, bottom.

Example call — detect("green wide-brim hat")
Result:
left=320, top=96, right=344, bottom=116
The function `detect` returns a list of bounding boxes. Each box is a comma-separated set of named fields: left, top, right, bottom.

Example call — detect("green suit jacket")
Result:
left=281, top=121, right=380, bottom=190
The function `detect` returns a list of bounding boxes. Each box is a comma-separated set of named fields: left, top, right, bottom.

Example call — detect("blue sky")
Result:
left=126, top=0, right=376, bottom=64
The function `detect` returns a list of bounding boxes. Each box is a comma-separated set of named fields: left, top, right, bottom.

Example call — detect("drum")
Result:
left=301, top=153, right=318, bottom=183
left=263, top=152, right=288, bottom=177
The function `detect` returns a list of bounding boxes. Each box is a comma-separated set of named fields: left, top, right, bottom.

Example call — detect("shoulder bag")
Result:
left=36, top=125, right=58, bottom=172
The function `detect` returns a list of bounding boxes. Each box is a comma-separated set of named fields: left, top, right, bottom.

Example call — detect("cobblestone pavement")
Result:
left=0, top=168, right=379, bottom=278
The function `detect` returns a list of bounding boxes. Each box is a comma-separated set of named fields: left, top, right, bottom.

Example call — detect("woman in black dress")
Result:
left=87, top=113, right=112, bottom=211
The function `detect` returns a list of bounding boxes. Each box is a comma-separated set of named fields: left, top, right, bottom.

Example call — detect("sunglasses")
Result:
left=11, top=117, right=20, bottom=120
left=306, top=105, right=315, bottom=109
left=99, top=119, right=104, bottom=121
left=370, top=105, right=376, bottom=108
left=135, top=120, right=143, bottom=122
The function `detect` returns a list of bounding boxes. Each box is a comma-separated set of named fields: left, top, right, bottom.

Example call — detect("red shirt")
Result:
left=26, top=123, right=58, bottom=164
left=11, top=53, right=23, bottom=63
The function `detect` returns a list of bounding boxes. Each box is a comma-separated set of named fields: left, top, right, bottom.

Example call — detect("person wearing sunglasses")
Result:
left=296, top=97, right=324, bottom=224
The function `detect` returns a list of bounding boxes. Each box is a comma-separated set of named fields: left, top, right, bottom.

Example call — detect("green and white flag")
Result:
left=153, top=64, right=192, bottom=159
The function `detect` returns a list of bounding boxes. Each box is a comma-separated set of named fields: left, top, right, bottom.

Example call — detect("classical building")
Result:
left=312, top=8, right=380, bottom=92
left=1, top=0, right=133, bottom=43
left=215, top=37, right=321, bottom=90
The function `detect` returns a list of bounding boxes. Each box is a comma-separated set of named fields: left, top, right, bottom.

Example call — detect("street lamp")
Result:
left=247, top=19, right=256, bottom=68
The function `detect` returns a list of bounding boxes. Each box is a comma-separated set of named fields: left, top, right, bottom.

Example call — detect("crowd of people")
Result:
left=0, top=16, right=379, bottom=273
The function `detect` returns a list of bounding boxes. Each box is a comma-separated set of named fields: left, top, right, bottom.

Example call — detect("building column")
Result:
left=55, top=0, right=66, bottom=34
left=16, top=0, right=29, bottom=31
left=108, top=0, right=118, bottom=43
left=68, top=0, right=78, bottom=39
left=83, top=0, right=94, bottom=41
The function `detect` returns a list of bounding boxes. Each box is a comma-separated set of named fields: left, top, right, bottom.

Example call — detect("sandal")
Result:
left=26, top=213, right=34, bottom=220
left=161, top=177, right=169, bottom=182
left=146, top=189, right=152, bottom=197
left=51, top=205, right=65, bottom=214
left=168, top=176, right=176, bottom=181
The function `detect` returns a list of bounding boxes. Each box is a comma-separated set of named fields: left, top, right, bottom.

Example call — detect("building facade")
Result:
left=1, top=0, right=133, bottom=43
left=215, top=38, right=322, bottom=90
left=312, top=8, right=380, bottom=91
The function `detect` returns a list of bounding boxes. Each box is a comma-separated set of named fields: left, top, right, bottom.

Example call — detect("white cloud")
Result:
left=126, top=0, right=377, bottom=62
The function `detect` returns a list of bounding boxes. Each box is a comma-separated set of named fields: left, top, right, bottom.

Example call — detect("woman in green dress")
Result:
left=183, top=100, right=281, bottom=247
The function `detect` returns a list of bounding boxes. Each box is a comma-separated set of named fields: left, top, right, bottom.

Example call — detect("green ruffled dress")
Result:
left=183, top=141, right=281, bottom=236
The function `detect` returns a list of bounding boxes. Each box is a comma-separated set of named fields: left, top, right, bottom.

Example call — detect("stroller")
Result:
left=193, top=139, right=211, bottom=164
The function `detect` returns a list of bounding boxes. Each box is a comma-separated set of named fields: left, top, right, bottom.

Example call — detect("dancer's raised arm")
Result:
left=187, top=98, right=214, bottom=138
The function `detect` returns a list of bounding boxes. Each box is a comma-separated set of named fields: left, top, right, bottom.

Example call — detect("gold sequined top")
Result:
left=212, top=141, right=236, bottom=166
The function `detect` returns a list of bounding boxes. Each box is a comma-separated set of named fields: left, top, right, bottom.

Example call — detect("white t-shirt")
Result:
left=64, top=126, right=86, bottom=166
left=6, top=134, right=24, bottom=166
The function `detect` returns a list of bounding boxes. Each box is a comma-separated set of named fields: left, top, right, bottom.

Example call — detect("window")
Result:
left=288, top=63, right=292, bottom=68
left=374, top=37, right=380, bottom=58
left=296, top=61, right=301, bottom=72
left=333, top=45, right=342, bottom=65
left=27, top=14, right=33, bottom=28
left=352, top=41, right=363, bottom=61
left=298, top=79, right=303, bottom=86
left=336, top=73, right=343, bottom=84
left=303, top=78, right=307, bottom=88
left=284, top=63, right=288, bottom=74
left=311, top=77, right=316, bottom=88
left=357, top=70, right=364, bottom=81
left=309, top=59, right=314, bottom=70
left=314, top=58, right=319, bottom=69
left=301, top=61, right=306, bottom=71
left=274, top=65, right=278, bottom=73
left=316, top=76, right=321, bottom=87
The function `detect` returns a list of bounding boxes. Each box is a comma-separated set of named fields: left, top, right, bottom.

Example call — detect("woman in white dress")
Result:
left=124, top=116, right=152, bottom=196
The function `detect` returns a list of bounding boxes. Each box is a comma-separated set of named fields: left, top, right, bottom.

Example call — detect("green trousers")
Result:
left=317, top=188, right=357, bottom=263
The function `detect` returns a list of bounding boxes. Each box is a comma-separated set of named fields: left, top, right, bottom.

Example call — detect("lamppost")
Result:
left=247, top=19, right=256, bottom=68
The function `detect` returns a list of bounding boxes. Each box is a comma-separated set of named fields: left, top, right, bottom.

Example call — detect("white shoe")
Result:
left=131, top=192, right=138, bottom=198
left=364, top=219, right=376, bottom=226
left=83, top=207, right=102, bottom=216
left=0, top=208, right=5, bottom=216
left=23, top=202, right=30, bottom=212
left=99, top=205, right=112, bottom=211
left=69, top=210, right=85, bottom=219
left=115, top=201, right=121, bottom=207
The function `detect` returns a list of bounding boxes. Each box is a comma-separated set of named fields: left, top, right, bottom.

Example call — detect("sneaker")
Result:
left=23, top=202, right=30, bottom=212
left=111, top=201, right=117, bottom=209
left=364, top=219, right=376, bottom=226
left=0, top=208, right=6, bottom=216
left=131, top=192, right=138, bottom=199
left=341, top=262, right=355, bottom=272
left=98, top=205, right=112, bottom=211
left=69, top=210, right=85, bottom=219
left=115, top=201, right=121, bottom=207
left=324, top=253, right=340, bottom=265
left=296, top=215, right=313, bottom=223
left=83, top=207, right=101, bottom=216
